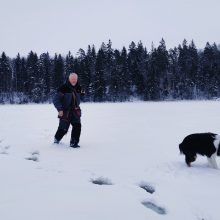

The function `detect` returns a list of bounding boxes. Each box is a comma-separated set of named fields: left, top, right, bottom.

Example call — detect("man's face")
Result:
left=69, top=75, right=78, bottom=86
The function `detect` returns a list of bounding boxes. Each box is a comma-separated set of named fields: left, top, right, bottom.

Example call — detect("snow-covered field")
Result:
left=0, top=101, right=220, bottom=220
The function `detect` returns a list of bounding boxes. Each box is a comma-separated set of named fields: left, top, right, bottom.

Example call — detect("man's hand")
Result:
left=81, top=89, right=85, bottom=95
left=58, top=111, right=63, bottom=117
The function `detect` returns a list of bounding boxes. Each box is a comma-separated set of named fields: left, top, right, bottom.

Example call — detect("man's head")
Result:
left=69, top=73, right=78, bottom=86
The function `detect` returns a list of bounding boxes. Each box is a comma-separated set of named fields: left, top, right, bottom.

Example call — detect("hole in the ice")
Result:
left=141, top=201, right=166, bottom=215
left=139, top=182, right=155, bottom=194
left=91, top=177, right=113, bottom=185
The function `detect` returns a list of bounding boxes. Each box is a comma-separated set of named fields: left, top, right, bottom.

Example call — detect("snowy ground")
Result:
left=0, top=101, right=220, bottom=220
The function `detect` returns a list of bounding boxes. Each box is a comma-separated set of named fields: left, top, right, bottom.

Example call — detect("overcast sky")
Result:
left=0, top=0, right=219, bottom=57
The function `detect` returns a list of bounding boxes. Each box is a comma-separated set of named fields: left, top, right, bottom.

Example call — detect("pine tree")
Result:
left=93, top=48, right=106, bottom=102
left=105, top=40, right=114, bottom=100
left=136, top=41, right=148, bottom=99
left=109, top=49, right=120, bottom=101
left=120, top=47, right=131, bottom=100
left=199, top=43, right=219, bottom=98
left=77, top=48, right=86, bottom=83
left=13, top=53, right=22, bottom=92
left=128, top=41, right=143, bottom=97
left=77, top=47, right=92, bottom=101
left=0, top=52, right=13, bottom=103
left=0, top=52, right=12, bottom=92
left=53, top=54, right=65, bottom=92
left=12, top=53, right=29, bottom=103
left=168, top=47, right=179, bottom=99
left=147, top=46, right=160, bottom=100
left=188, top=40, right=199, bottom=98
left=156, top=39, right=169, bottom=99
left=20, top=57, right=28, bottom=101
left=38, top=52, right=52, bottom=102
left=26, top=51, right=40, bottom=102
left=65, top=51, right=74, bottom=80
left=86, top=45, right=96, bottom=100
left=112, top=47, right=131, bottom=101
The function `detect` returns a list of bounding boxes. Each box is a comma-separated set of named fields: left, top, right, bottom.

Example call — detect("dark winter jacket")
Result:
left=53, top=81, right=84, bottom=112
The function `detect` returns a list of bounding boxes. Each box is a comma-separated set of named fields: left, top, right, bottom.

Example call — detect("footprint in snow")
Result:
left=141, top=201, right=166, bottom=215
left=25, top=150, right=40, bottom=162
left=31, top=150, right=40, bottom=156
left=91, top=177, right=113, bottom=185
left=139, top=182, right=155, bottom=194
left=0, top=145, right=10, bottom=155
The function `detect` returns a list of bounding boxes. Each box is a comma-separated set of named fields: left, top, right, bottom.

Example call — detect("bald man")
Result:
left=53, top=73, right=85, bottom=148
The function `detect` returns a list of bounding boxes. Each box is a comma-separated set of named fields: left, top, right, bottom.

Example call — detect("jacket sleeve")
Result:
left=53, top=91, right=64, bottom=112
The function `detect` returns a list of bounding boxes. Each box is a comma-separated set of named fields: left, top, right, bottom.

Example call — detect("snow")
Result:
left=0, top=101, right=220, bottom=220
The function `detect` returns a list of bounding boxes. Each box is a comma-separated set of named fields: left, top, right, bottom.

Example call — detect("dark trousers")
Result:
left=55, top=110, right=81, bottom=144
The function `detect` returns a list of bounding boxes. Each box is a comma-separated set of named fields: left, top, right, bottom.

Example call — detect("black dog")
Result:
left=179, top=133, right=220, bottom=169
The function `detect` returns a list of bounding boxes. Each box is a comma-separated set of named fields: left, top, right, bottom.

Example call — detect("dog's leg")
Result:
left=207, top=153, right=218, bottom=169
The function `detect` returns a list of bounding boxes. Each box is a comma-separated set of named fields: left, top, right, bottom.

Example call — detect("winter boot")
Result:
left=70, top=140, right=80, bottom=148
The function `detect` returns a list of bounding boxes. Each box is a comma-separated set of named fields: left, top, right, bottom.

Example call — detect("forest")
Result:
left=0, top=39, right=220, bottom=103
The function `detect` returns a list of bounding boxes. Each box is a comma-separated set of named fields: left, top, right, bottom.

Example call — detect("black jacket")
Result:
left=53, top=81, right=83, bottom=112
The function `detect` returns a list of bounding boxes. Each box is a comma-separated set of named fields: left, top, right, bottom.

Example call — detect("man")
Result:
left=53, top=73, right=85, bottom=148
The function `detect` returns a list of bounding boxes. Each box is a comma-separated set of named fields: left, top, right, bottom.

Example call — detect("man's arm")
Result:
left=76, top=83, right=85, bottom=96
left=53, top=86, right=64, bottom=112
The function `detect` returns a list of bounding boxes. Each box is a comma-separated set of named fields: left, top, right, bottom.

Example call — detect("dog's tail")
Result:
left=179, top=143, right=183, bottom=155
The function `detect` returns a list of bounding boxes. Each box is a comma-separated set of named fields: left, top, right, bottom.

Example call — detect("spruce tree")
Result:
left=65, top=51, right=74, bottom=80
left=38, top=52, right=52, bottom=102
left=86, top=45, right=96, bottom=101
left=93, top=48, right=106, bottom=102
left=53, top=54, right=65, bottom=91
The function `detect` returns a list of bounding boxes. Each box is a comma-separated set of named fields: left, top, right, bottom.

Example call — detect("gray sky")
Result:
left=0, top=0, right=219, bottom=57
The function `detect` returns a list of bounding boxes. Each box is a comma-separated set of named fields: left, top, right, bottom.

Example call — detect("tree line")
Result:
left=0, top=39, right=220, bottom=103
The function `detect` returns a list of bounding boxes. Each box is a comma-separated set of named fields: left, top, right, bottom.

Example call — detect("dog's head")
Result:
left=185, top=154, right=197, bottom=167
